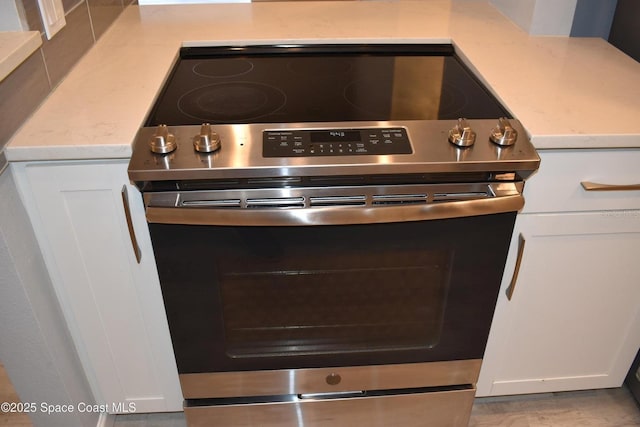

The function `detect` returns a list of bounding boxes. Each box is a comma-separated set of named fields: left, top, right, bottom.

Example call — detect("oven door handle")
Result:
left=145, top=194, right=524, bottom=226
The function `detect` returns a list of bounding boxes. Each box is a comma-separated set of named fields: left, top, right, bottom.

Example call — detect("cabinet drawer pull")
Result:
left=581, top=181, right=640, bottom=192
left=121, top=185, right=142, bottom=264
left=506, top=233, right=525, bottom=301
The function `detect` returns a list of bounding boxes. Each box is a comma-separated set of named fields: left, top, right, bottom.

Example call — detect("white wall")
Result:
left=0, top=0, right=23, bottom=31
left=491, top=0, right=578, bottom=35
left=0, top=166, right=98, bottom=427
left=491, top=0, right=536, bottom=34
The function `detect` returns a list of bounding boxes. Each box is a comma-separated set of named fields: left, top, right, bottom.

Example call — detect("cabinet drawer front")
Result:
left=523, top=149, right=640, bottom=213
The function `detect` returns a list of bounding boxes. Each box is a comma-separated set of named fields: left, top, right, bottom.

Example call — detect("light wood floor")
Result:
left=471, top=387, right=640, bottom=426
left=2, top=360, right=639, bottom=426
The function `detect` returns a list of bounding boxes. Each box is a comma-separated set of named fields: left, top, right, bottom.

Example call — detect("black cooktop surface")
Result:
left=146, top=44, right=509, bottom=126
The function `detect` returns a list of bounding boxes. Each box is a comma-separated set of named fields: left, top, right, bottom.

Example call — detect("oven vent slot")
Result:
left=372, top=194, right=428, bottom=205
left=247, top=177, right=302, bottom=186
left=432, top=192, right=490, bottom=202
left=181, top=199, right=241, bottom=207
left=309, top=195, right=366, bottom=207
left=246, top=197, right=305, bottom=208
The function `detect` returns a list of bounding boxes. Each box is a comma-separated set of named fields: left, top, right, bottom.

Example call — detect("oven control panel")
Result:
left=263, top=128, right=412, bottom=157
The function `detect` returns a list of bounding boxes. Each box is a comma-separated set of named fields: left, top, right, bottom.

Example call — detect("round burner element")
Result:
left=343, top=79, right=392, bottom=118
left=193, top=59, right=254, bottom=78
left=178, top=82, right=287, bottom=123
left=344, top=79, right=470, bottom=120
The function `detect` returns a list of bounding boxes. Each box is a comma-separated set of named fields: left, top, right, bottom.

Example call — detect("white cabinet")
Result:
left=477, top=149, right=640, bottom=396
left=12, top=160, right=182, bottom=413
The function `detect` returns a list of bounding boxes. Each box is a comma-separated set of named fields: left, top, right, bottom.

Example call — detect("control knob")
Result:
left=448, top=118, right=476, bottom=147
left=149, top=124, right=177, bottom=154
left=490, top=117, right=518, bottom=146
left=193, top=123, right=221, bottom=153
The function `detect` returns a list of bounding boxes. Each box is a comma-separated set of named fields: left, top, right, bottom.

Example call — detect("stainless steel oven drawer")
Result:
left=180, top=360, right=482, bottom=399
left=184, top=387, right=475, bottom=427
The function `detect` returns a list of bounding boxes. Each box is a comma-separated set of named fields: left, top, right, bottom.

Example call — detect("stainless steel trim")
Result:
left=506, top=232, right=526, bottom=301
left=310, top=195, right=367, bottom=206
left=179, top=359, right=482, bottom=399
left=182, top=199, right=241, bottom=207
left=298, top=391, right=366, bottom=400
left=581, top=181, right=640, bottom=192
left=371, top=193, right=427, bottom=204
left=146, top=183, right=523, bottom=226
left=148, top=195, right=522, bottom=226
left=184, top=387, right=475, bottom=427
left=432, top=191, right=490, bottom=201
left=128, top=120, right=540, bottom=182
left=246, top=196, right=305, bottom=208
left=120, top=185, right=142, bottom=263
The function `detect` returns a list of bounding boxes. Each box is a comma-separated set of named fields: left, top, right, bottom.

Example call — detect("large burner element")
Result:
left=177, top=82, right=286, bottom=123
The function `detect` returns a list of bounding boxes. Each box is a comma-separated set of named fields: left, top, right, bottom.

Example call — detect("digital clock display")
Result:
left=262, top=127, right=412, bottom=157
left=310, top=130, right=361, bottom=143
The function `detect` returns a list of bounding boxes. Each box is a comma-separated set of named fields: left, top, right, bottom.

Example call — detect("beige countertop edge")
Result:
left=0, top=31, right=42, bottom=83
left=6, top=145, right=134, bottom=163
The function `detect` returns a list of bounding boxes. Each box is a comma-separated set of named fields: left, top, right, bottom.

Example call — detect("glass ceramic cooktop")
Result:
left=145, top=44, right=509, bottom=126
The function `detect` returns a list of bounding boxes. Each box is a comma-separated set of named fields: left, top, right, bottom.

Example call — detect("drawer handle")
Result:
left=581, top=181, right=640, bottom=192
left=506, top=233, right=525, bottom=301
left=121, top=185, right=142, bottom=264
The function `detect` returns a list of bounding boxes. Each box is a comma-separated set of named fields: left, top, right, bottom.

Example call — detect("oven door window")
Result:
left=150, top=212, right=515, bottom=373
left=221, top=244, right=451, bottom=358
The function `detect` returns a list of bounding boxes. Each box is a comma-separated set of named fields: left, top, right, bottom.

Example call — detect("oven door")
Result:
left=146, top=186, right=520, bottom=385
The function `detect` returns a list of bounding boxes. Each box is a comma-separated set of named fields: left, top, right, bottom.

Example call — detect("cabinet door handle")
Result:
left=581, top=181, right=640, bottom=192
left=121, top=185, right=142, bottom=264
left=506, top=233, right=525, bottom=301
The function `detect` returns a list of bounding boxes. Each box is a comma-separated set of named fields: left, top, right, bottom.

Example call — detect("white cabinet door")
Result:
left=13, top=161, right=182, bottom=413
left=477, top=211, right=640, bottom=396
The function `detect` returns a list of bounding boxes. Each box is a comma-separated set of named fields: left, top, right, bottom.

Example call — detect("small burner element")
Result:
left=177, top=82, right=287, bottom=123
left=193, top=59, right=254, bottom=78
left=343, top=78, right=392, bottom=119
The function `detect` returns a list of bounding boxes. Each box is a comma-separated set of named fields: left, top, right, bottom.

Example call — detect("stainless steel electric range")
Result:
left=128, top=44, right=540, bottom=427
